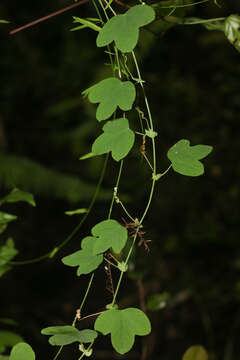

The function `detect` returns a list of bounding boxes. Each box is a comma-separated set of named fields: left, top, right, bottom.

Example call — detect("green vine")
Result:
left=2, top=0, right=240, bottom=359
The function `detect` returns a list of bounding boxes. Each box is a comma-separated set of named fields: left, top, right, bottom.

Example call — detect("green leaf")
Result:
left=65, top=208, right=87, bottom=216
left=9, top=343, right=35, bottom=360
left=224, top=14, right=240, bottom=52
left=41, top=326, right=97, bottom=346
left=62, top=236, right=103, bottom=276
left=167, top=139, right=213, bottom=176
left=0, top=20, right=9, bottom=24
left=71, top=16, right=101, bottom=32
left=0, top=212, right=17, bottom=225
left=0, top=332, right=24, bottom=353
left=92, top=118, right=135, bottom=161
left=83, top=78, right=136, bottom=121
left=0, top=239, right=18, bottom=266
left=79, top=152, right=97, bottom=160
left=0, top=189, right=36, bottom=207
left=0, top=239, right=18, bottom=277
left=182, top=345, right=208, bottom=360
left=97, top=5, right=155, bottom=52
left=62, top=238, right=103, bottom=276
left=91, top=219, right=128, bottom=254
left=94, top=308, right=151, bottom=354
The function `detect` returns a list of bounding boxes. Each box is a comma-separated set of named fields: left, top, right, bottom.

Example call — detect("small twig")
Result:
left=9, top=0, right=89, bottom=35
left=79, top=311, right=104, bottom=321
left=114, top=0, right=131, bottom=8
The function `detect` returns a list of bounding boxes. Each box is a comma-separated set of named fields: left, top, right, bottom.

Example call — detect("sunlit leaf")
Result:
left=182, top=345, right=208, bottom=360
left=62, top=236, right=103, bottom=276
left=41, top=326, right=97, bottom=346
left=94, top=308, right=151, bottom=354
left=91, top=219, right=128, bottom=254
left=82, top=78, right=136, bottom=121
left=0, top=239, right=18, bottom=266
left=9, top=343, right=35, bottom=360
left=0, top=188, right=35, bottom=207
left=167, top=139, right=213, bottom=176
left=224, top=14, right=240, bottom=52
left=97, top=5, right=155, bottom=52
left=0, top=332, right=23, bottom=353
left=92, top=118, right=135, bottom=161
left=0, top=239, right=18, bottom=277
left=65, top=208, right=87, bottom=216
left=0, top=212, right=17, bottom=225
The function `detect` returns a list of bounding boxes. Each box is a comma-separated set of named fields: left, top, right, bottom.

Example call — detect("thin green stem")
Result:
left=156, top=0, right=210, bottom=8
left=108, top=159, right=123, bottom=219
left=111, top=232, right=138, bottom=306
left=9, top=154, right=109, bottom=266
left=79, top=273, right=95, bottom=313
left=53, top=346, right=63, bottom=360
left=131, top=51, right=156, bottom=176
left=139, top=179, right=156, bottom=224
left=161, top=164, right=172, bottom=177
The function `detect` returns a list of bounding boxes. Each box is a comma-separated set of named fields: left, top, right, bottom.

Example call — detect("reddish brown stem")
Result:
left=10, top=0, right=89, bottom=35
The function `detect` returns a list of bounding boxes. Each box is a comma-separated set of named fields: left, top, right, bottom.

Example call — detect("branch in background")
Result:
left=9, top=0, right=89, bottom=35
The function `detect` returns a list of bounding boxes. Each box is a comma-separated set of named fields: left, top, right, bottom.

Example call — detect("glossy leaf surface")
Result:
left=94, top=308, right=151, bottom=354
left=83, top=78, right=136, bottom=121
left=92, top=118, right=135, bottom=161
left=167, top=139, right=213, bottom=176
left=97, top=5, right=155, bottom=52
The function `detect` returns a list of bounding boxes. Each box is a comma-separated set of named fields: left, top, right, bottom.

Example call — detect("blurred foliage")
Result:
left=1, top=0, right=240, bottom=359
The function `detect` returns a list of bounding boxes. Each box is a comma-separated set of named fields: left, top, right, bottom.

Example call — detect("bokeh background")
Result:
left=1, top=0, right=240, bottom=359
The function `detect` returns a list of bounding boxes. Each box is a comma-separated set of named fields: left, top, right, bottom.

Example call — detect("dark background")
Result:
left=1, top=0, right=240, bottom=359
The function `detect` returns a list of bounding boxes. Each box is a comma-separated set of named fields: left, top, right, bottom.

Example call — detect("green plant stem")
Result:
left=53, top=346, right=63, bottom=360
left=79, top=273, right=95, bottom=313
left=78, top=341, right=94, bottom=360
left=131, top=51, right=156, bottom=176
left=9, top=154, right=109, bottom=265
left=53, top=274, right=95, bottom=360
left=108, top=159, right=123, bottom=219
left=156, top=0, right=210, bottom=8
left=111, top=232, right=138, bottom=306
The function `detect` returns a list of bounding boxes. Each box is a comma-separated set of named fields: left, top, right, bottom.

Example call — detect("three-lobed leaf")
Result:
left=97, top=5, right=155, bottom=52
left=83, top=77, right=136, bottom=121
left=41, top=326, right=97, bottom=346
left=62, top=236, right=103, bottom=276
left=91, top=219, right=128, bottom=254
left=92, top=118, right=135, bottom=161
left=95, top=308, right=151, bottom=354
left=9, top=343, right=35, bottom=360
left=167, top=139, right=213, bottom=176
